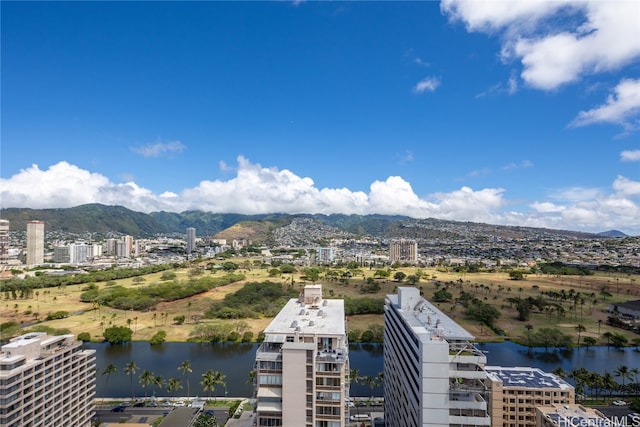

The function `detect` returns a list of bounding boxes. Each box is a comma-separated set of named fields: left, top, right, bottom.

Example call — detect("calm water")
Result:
left=86, top=341, right=640, bottom=398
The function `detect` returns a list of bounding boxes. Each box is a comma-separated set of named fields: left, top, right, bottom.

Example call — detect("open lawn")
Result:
left=2, top=261, right=639, bottom=348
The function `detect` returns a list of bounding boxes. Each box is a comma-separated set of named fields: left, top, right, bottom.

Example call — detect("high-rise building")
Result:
left=26, top=220, right=45, bottom=265
left=486, top=366, right=574, bottom=427
left=0, top=332, right=96, bottom=427
left=254, top=284, right=350, bottom=427
left=69, top=243, right=92, bottom=264
left=383, top=287, right=490, bottom=427
left=122, top=235, right=134, bottom=257
left=0, top=219, right=9, bottom=264
left=186, top=227, right=196, bottom=254
left=389, top=239, right=418, bottom=264
left=316, top=247, right=334, bottom=264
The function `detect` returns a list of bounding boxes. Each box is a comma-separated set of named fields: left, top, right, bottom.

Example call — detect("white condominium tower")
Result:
left=254, top=284, right=350, bottom=427
left=0, top=333, right=96, bottom=427
left=26, top=220, right=45, bottom=265
left=389, top=238, right=418, bottom=264
left=384, top=287, right=490, bottom=427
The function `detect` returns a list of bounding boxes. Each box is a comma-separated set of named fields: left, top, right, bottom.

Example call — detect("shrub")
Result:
left=150, top=330, right=167, bottom=345
left=77, top=332, right=91, bottom=342
left=227, top=331, right=240, bottom=342
left=174, top=315, right=186, bottom=325
left=241, top=331, right=254, bottom=342
left=46, top=311, right=69, bottom=321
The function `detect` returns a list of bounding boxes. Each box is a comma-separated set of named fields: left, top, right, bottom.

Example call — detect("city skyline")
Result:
left=2, top=1, right=639, bottom=235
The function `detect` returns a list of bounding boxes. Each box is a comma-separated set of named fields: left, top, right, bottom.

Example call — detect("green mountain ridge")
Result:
left=0, top=203, right=611, bottom=241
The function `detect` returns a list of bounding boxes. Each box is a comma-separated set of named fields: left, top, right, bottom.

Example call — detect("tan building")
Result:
left=0, top=332, right=96, bottom=427
left=536, top=403, right=610, bottom=426
left=0, top=219, right=9, bottom=264
left=254, top=284, right=349, bottom=427
left=26, top=220, right=44, bottom=265
left=486, top=366, right=574, bottom=427
left=389, top=239, right=418, bottom=264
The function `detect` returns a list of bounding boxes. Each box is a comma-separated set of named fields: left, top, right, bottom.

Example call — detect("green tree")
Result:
left=166, top=377, right=182, bottom=398
left=103, top=325, right=133, bottom=344
left=139, top=370, right=155, bottom=399
left=433, top=288, right=452, bottom=302
left=393, top=271, right=406, bottom=282
left=178, top=360, right=193, bottom=399
left=615, top=365, right=631, bottom=389
left=201, top=369, right=227, bottom=401
left=583, top=336, right=597, bottom=349
left=101, top=364, right=118, bottom=397
left=124, top=361, right=138, bottom=401
left=575, top=324, right=586, bottom=346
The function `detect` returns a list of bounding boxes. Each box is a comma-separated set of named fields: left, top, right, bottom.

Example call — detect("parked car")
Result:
left=111, top=406, right=125, bottom=412
left=350, top=414, right=371, bottom=422
left=612, top=400, right=627, bottom=406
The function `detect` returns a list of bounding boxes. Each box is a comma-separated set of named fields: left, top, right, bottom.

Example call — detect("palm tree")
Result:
left=211, top=370, right=227, bottom=401
left=362, top=375, right=379, bottom=400
left=178, top=360, right=192, bottom=399
left=124, top=361, right=138, bottom=401
left=575, top=324, right=586, bottom=346
left=200, top=369, right=221, bottom=400
left=139, top=370, right=155, bottom=399
left=602, top=331, right=614, bottom=347
left=166, top=377, right=183, bottom=398
left=524, top=323, right=534, bottom=346
left=153, top=375, right=164, bottom=398
left=101, top=364, right=118, bottom=397
left=615, top=365, right=631, bottom=392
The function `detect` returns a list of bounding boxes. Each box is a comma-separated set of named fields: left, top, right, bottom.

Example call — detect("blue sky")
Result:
left=2, top=1, right=639, bottom=235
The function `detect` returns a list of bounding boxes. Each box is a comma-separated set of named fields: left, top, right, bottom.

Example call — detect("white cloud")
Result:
left=612, top=176, right=640, bottom=196
left=1, top=158, right=638, bottom=235
left=621, top=149, right=640, bottom=162
left=501, top=160, right=533, bottom=171
left=441, top=1, right=640, bottom=90
left=130, top=140, right=186, bottom=158
left=413, top=76, right=440, bottom=94
left=570, top=79, right=640, bottom=128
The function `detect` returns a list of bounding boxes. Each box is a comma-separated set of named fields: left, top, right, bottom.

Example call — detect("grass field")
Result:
left=2, top=260, right=639, bottom=347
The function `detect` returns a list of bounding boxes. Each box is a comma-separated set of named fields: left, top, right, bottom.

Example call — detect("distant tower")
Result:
left=26, top=220, right=45, bottom=265
left=0, top=219, right=9, bottom=264
left=389, top=238, right=418, bottom=264
left=186, top=227, right=196, bottom=254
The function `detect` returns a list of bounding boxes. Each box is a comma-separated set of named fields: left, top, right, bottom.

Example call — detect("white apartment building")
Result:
left=254, top=284, right=350, bottom=427
left=384, top=287, right=490, bottom=427
left=0, top=333, right=96, bottom=427
left=26, top=220, right=44, bottom=265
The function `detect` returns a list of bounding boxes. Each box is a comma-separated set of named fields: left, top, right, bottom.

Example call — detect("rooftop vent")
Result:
left=299, top=309, right=306, bottom=315
left=290, top=321, right=298, bottom=328
left=323, top=300, right=328, bottom=306
left=308, top=321, right=315, bottom=327
left=317, top=310, right=323, bottom=316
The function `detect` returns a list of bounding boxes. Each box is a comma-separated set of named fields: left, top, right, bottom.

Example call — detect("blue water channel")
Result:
left=86, top=341, right=640, bottom=398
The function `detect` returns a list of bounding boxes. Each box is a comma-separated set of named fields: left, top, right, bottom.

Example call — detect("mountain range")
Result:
left=0, top=203, right=626, bottom=243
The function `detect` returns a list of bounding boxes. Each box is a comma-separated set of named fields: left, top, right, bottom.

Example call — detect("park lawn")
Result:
left=4, top=261, right=639, bottom=347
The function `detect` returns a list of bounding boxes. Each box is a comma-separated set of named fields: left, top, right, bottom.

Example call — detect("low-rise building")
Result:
left=536, top=403, right=611, bottom=427
left=486, top=366, right=574, bottom=427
